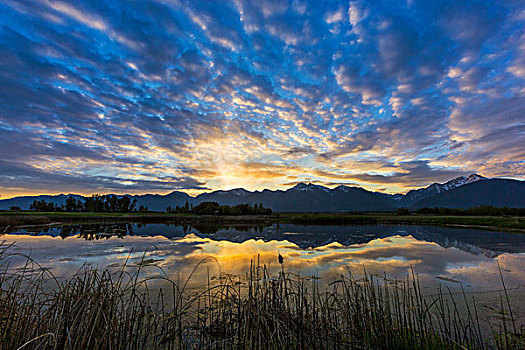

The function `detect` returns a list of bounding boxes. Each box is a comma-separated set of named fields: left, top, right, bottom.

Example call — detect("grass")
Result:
left=0, top=242, right=523, bottom=349
left=0, top=211, right=274, bottom=228
left=1, top=210, right=525, bottom=232
left=283, top=213, right=525, bottom=232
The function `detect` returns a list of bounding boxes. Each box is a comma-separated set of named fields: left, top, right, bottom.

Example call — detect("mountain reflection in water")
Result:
left=7, top=223, right=525, bottom=256
left=3, top=223, right=525, bottom=296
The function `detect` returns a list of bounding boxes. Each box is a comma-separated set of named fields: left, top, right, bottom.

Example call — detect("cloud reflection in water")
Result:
left=2, top=232, right=524, bottom=296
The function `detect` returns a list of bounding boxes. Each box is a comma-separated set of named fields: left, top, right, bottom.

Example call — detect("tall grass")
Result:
left=0, top=242, right=523, bottom=349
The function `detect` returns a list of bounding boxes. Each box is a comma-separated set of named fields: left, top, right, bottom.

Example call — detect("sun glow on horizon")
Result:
left=0, top=0, right=523, bottom=196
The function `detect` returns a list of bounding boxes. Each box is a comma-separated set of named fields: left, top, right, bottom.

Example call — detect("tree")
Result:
left=29, top=199, right=57, bottom=211
left=396, top=207, right=411, bottom=215
left=83, top=194, right=106, bottom=212
left=189, top=202, right=272, bottom=216
left=65, top=196, right=80, bottom=211
left=118, top=196, right=131, bottom=212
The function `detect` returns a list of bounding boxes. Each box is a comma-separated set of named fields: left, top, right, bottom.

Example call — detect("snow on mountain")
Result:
left=205, top=188, right=251, bottom=197
left=404, top=174, right=486, bottom=203
left=231, top=188, right=250, bottom=196
left=392, top=194, right=404, bottom=201
left=290, top=183, right=331, bottom=193
left=335, top=185, right=353, bottom=193
left=440, top=174, right=485, bottom=191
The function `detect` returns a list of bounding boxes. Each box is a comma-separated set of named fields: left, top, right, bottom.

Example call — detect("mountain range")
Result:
left=1, top=174, right=524, bottom=212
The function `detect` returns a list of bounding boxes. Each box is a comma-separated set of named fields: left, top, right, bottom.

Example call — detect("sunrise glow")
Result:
left=1, top=0, right=524, bottom=198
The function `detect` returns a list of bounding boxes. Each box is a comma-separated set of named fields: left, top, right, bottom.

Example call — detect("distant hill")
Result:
left=410, top=179, right=525, bottom=209
left=130, top=191, right=192, bottom=211
left=195, top=183, right=395, bottom=212
left=0, top=192, right=191, bottom=212
left=1, top=174, right=523, bottom=212
left=403, top=174, right=486, bottom=204
left=0, top=194, right=84, bottom=210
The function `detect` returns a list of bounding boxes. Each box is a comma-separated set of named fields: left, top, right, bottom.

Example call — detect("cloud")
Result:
left=0, top=158, right=207, bottom=194
left=0, top=0, right=523, bottom=197
left=334, top=64, right=385, bottom=105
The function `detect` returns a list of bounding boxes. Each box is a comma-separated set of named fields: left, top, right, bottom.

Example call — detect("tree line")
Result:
left=399, top=205, right=525, bottom=216
left=27, top=197, right=272, bottom=215
left=167, top=201, right=272, bottom=215
left=29, top=195, right=138, bottom=213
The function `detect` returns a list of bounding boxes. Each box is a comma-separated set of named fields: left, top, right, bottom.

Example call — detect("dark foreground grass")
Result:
left=0, top=242, right=523, bottom=349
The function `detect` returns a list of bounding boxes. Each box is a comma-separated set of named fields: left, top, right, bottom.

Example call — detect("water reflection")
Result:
left=3, top=223, right=524, bottom=327
left=7, top=223, right=525, bottom=256
left=1, top=233, right=523, bottom=293
left=2, top=224, right=525, bottom=291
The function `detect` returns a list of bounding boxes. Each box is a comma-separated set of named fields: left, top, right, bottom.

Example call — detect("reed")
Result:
left=0, top=242, right=523, bottom=349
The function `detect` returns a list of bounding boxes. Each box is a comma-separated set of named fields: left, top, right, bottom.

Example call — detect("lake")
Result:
left=2, top=222, right=525, bottom=346
left=2, top=223, right=525, bottom=296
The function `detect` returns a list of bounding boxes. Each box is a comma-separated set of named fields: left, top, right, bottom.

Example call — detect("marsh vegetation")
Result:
left=1, top=210, right=525, bottom=233
left=0, top=242, right=523, bottom=349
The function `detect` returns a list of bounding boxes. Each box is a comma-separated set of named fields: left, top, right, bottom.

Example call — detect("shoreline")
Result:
left=1, top=211, right=524, bottom=233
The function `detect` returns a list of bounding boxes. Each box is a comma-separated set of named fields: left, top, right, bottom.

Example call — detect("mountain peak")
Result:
left=443, top=173, right=485, bottom=190
left=404, top=173, right=487, bottom=202
left=468, top=173, right=485, bottom=181
left=231, top=188, right=250, bottom=196
left=334, top=185, right=355, bottom=193
left=290, top=183, right=329, bottom=192
left=292, top=182, right=309, bottom=189
left=166, top=190, right=190, bottom=197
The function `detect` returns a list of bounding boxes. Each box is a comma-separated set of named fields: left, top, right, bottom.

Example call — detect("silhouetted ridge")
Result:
left=1, top=175, right=523, bottom=211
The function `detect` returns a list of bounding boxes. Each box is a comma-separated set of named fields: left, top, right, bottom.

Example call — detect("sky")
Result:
left=0, top=0, right=524, bottom=198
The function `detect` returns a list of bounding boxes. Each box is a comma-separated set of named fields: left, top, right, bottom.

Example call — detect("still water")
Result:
left=2, top=223, right=525, bottom=296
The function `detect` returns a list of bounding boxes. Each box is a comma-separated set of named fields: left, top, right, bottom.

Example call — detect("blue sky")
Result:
left=0, top=0, right=524, bottom=197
